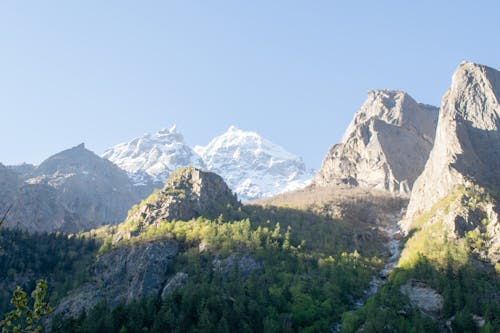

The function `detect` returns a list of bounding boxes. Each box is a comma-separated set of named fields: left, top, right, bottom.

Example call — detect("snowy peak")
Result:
left=196, top=126, right=301, bottom=167
left=103, top=125, right=314, bottom=201
left=196, top=126, right=313, bottom=201
left=102, top=125, right=204, bottom=184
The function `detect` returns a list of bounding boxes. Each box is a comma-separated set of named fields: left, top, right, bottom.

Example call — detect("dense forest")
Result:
left=1, top=190, right=498, bottom=332
left=1, top=202, right=384, bottom=333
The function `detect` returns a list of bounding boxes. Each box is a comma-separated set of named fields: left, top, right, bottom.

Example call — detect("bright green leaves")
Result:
left=0, top=280, right=52, bottom=333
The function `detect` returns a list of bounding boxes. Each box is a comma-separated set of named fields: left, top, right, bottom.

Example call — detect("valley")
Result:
left=1, top=61, right=499, bottom=332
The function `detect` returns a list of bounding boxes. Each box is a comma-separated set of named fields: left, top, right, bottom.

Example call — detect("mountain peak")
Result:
left=315, top=90, right=438, bottom=194
left=406, top=62, right=500, bottom=219
left=102, top=125, right=204, bottom=183
left=195, top=128, right=313, bottom=201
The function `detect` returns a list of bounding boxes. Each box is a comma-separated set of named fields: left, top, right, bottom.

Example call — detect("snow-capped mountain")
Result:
left=103, top=125, right=313, bottom=201
left=102, top=125, right=205, bottom=186
left=195, top=126, right=314, bottom=201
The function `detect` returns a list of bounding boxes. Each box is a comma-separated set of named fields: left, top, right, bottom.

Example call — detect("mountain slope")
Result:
left=314, top=90, right=438, bottom=194
left=195, top=126, right=314, bottom=201
left=342, top=62, right=500, bottom=333
left=3, top=144, right=140, bottom=233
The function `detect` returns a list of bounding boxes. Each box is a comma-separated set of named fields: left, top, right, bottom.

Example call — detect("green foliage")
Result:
left=342, top=186, right=500, bottom=332
left=0, top=230, right=100, bottom=313
left=49, top=204, right=382, bottom=333
left=0, top=280, right=52, bottom=333
left=52, top=244, right=374, bottom=333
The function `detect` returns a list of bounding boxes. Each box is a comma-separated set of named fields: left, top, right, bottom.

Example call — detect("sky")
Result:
left=1, top=1, right=499, bottom=169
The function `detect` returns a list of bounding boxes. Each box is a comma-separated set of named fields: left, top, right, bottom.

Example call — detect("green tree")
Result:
left=0, top=280, right=53, bottom=333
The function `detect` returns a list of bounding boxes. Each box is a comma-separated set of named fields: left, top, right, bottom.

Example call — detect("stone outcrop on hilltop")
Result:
left=126, top=166, right=240, bottom=226
left=407, top=62, right=500, bottom=218
left=3, top=144, right=141, bottom=233
left=403, top=62, right=500, bottom=265
left=314, top=90, right=438, bottom=194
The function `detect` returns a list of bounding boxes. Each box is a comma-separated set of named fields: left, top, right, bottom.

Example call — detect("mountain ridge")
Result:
left=103, top=125, right=314, bottom=201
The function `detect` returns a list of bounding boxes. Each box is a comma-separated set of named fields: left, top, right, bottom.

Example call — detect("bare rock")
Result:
left=407, top=62, right=500, bottom=220
left=2, top=144, right=142, bottom=233
left=315, top=90, right=438, bottom=195
left=53, top=240, right=178, bottom=318
left=400, top=279, right=444, bottom=318
left=127, top=166, right=240, bottom=225
left=212, top=254, right=261, bottom=277
left=161, top=272, right=188, bottom=298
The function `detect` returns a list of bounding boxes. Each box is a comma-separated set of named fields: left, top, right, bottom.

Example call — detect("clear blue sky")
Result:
left=1, top=1, right=499, bottom=168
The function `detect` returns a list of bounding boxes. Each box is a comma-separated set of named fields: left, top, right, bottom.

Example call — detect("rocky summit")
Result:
left=407, top=62, right=500, bottom=218
left=402, top=62, right=500, bottom=265
left=126, top=166, right=240, bottom=226
left=314, top=90, right=438, bottom=194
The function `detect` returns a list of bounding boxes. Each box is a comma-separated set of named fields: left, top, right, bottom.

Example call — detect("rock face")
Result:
left=407, top=62, right=500, bottom=218
left=400, top=280, right=444, bottom=318
left=102, top=125, right=205, bottom=188
left=314, top=90, right=438, bottom=194
left=195, top=126, right=314, bottom=201
left=53, top=240, right=179, bottom=318
left=2, top=144, right=140, bottom=233
left=212, top=254, right=262, bottom=277
left=127, top=166, right=240, bottom=225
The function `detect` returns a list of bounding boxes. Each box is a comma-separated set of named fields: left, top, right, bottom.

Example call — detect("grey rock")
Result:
left=53, top=240, right=178, bottom=318
left=400, top=279, right=444, bottom=318
left=161, top=272, right=188, bottom=298
left=212, top=254, right=261, bottom=277
left=315, top=90, right=438, bottom=194
left=407, top=62, right=500, bottom=219
left=402, top=62, right=500, bottom=264
left=2, top=144, right=143, bottom=233
left=127, top=166, right=240, bottom=225
left=6, top=163, right=35, bottom=178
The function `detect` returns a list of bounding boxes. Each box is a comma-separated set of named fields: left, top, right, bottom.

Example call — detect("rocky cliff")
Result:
left=401, top=62, right=500, bottom=267
left=126, top=166, right=240, bottom=226
left=314, top=90, right=438, bottom=194
left=52, top=240, right=179, bottom=320
left=407, top=62, right=500, bottom=218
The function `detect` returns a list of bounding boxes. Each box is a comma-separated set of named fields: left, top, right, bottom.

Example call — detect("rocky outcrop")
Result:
left=212, top=254, right=261, bottom=277
left=314, top=90, right=438, bottom=194
left=53, top=240, right=179, bottom=318
left=2, top=144, right=141, bottom=233
left=407, top=62, right=500, bottom=218
left=161, top=272, right=189, bottom=298
left=400, top=280, right=444, bottom=318
left=127, top=166, right=240, bottom=225
left=401, top=62, right=500, bottom=268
